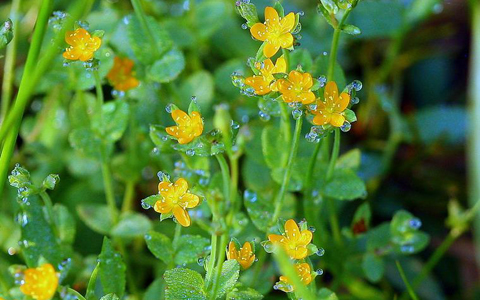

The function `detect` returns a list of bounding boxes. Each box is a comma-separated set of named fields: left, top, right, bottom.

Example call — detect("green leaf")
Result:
left=214, top=59, right=246, bottom=97
left=18, top=196, right=62, bottom=267
left=148, top=48, right=185, bottom=83
left=289, top=49, right=313, bottom=72
left=141, top=194, right=161, bottom=209
left=111, top=212, right=152, bottom=238
left=413, top=106, right=466, bottom=146
left=175, top=235, right=210, bottom=265
left=352, top=202, right=371, bottom=229
left=77, top=204, right=113, bottom=235
left=362, top=253, right=384, bottom=282
left=145, top=230, right=173, bottom=265
left=164, top=268, right=206, bottom=300
left=313, top=54, right=346, bottom=88
left=98, top=237, right=126, bottom=297
left=42, top=174, right=60, bottom=190
left=99, top=294, right=119, bottom=300
left=366, top=223, right=391, bottom=251
left=226, top=286, right=263, bottom=300
left=336, top=149, right=361, bottom=170
left=235, top=1, right=259, bottom=27
left=149, top=125, right=175, bottom=153
left=180, top=71, right=214, bottom=112
left=243, top=190, right=273, bottom=232
left=348, top=0, right=403, bottom=38
left=323, top=168, right=366, bottom=200
left=69, top=128, right=102, bottom=159
left=207, top=260, right=240, bottom=299
left=125, top=14, right=173, bottom=64
left=344, top=108, right=357, bottom=123
left=321, top=0, right=339, bottom=14
left=0, top=19, right=13, bottom=50
left=340, top=24, right=361, bottom=35
left=317, top=288, right=339, bottom=300
left=144, top=278, right=164, bottom=300
left=53, top=204, right=76, bottom=244
left=195, top=0, right=228, bottom=39
left=92, top=100, right=129, bottom=142
left=261, top=125, right=288, bottom=170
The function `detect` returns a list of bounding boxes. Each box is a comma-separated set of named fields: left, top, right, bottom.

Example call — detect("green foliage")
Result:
left=0, top=19, right=13, bottom=50
left=149, top=49, right=186, bottom=83
left=323, top=168, right=366, bottom=200
left=98, top=238, right=126, bottom=298
left=175, top=235, right=210, bottom=265
left=164, top=268, right=206, bottom=300
left=206, top=260, right=240, bottom=299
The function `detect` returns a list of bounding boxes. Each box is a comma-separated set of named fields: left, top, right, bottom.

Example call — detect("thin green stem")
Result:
left=326, top=129, right=342, bottom=245
left=1, top=0, right=21, bottom=122
left=271, top=116, right=303, bottom=225
left=327, top=28, right=341, bottom=80
left=130, top=0, right=158, bottom=56
left=121, top=181, right=135, bottom=212
left=396, top=261, right=419, bottom=300
left=173, top=222, right=182, bottom=249
left=206, top=234, right=218, bottom=285
left=216, top=154, right=231, bottom=210
left=273, top=246, right=315, bottom=300
left=326, top=128, right=340, bottom=180
left=209, top=234, right=228, bottom=300
left=0, top=0, right=93, bottom=197
left=67, top=288, right=87, bottom=300
left=279, top=102, right=292, bottom=165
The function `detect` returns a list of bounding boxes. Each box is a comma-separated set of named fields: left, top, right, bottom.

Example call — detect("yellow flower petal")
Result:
left=279, top=33, right=294, bottom=49
left=330, top=113, right=346, bottom=127
left=285, top=219, right=300, bottom=241
left=180, top=193, right=200, bottom=209
left=265, top=7, right=279, bottom=25
left=173, top=205, right=191, bottom=227
left=338, top=92, right=350, bottom=112
left=280, top=12, right=296, bottom=33
left=263, top=42, right=281, bottom=58
left=274, top=56, right=287, bottom=73
left=250, top=23, right=267, bottom=41
left=313, top=112, right=329, bottom=126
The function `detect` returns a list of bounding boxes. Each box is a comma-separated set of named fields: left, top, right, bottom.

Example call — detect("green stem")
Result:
left=326, top=128, right=342, bottom=245
left=39, top=191, right=57, bottom=231
left=206, top=234, right=218, bottom=285
left=279, top=102, right=292, bottom=164
left=172, top=222, right=182, bottom=249
left=1, top=0, right=21, bottom=122
left=0, top=0, right=93, bottom=198
left=216, top=154, right=231, bottom=211
left=209, top=234, right=228, bottom=300
left=326, top=128, right=340, bottom=180
left=327, top=28, right=341, bottom=80
left=396, top=261, right=419, bottom=300
left=130, top=0, right=158, bottom=56
left=93, top=70, right=118, bottom=224
left=271, top=116, right=303, bottom=226
left=121, top=181, right=135, bottom=212
left=468, top=0, right=480, bottom=269
left=273, top=246, right=315, bottom=300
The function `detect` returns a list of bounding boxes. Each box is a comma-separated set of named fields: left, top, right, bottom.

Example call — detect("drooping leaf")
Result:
left=111, top=212, right=152, bottom=238
left=174, top=235, right=210, bottom=265
left=77, top=204, right=113, bottom=235
left=149, top=48, right=185, bottom=83
left=362, top=253, right=384, bottom=283
left=323, top=168, right=366, bottom=200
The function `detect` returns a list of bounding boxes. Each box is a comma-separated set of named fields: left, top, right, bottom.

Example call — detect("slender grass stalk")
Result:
left=1, top=0, right=22, bottom=122
left=273, top=246, right=315, bottom=300
left=468, top=0, right=480, bottom=268
left=0, top=0, right=93, bottom=198
left=395, top=261, right=419, bottom=300
left=208, top=154, right=231, bottom=299
left=271, top=116, right=303, bottom=225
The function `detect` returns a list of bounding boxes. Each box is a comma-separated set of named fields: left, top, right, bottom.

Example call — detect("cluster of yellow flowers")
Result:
left=244, top=7, right=351, bottom=128
left=268, top=219, right=315, bottom=292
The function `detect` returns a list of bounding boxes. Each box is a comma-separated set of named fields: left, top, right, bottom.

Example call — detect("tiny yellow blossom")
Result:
left=166, top=109, right=204, bottom=144
left=250, top=7, right=296, bottom=58
left=107, top=57, right=139, bottom=91
left=245, top=56, right=287, bottom=95
left=226, top=241, right=256, bottom=270
left=312, top=81, right=350, bottom=127
left=63, top=28, right=101, bottom=62
left=277, top=263, right=313, bottom=293
left=268, top=219, right=312, bottom=260
left=20, top=263, right=58, bottom=300
left=154, top=178, right=200, bottom=227
left=277, top=70, right=315, bottom=105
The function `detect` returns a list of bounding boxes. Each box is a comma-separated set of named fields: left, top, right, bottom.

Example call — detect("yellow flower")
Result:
left=154, top=178, right=200, bottom=227
left=20, top=263, right=58, bottom=300
left=312, top=81, right=350, bottom=127
left=226, top=241, right=256, bottom=270
left=63, top=28, right=101, bottom=62
left=250, top=7, right=296, bottom=58
left=107, top=57, right=139, bottom=91
left=277, top=263, right=313, bottom=293
left=268, top=219, right=312, bottom=260
left=166, top=109, right=204, bottom=144
left=245, top=56, right=287, bottom=95
left=277, top=70, right=315, bottom=104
